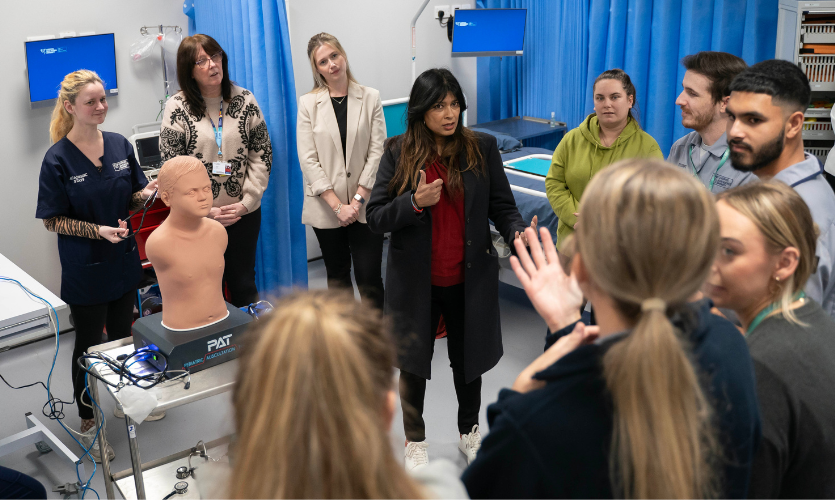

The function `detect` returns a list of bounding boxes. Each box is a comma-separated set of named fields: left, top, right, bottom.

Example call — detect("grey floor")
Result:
left=0, top=250, right=547, bottom=498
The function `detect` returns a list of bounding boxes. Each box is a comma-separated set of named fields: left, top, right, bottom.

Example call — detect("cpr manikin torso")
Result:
left=145, top=156, right=228, bottom=330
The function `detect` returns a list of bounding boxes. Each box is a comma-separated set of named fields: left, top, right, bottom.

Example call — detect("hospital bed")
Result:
left=492, top=148, right=558, bottom=288
left=490, top=148, right=557, bottom=263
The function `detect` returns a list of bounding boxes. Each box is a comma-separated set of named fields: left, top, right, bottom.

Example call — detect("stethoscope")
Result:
left=689, top=144, right=730, bottom=191
left=117, top=189, right=158, bottom=240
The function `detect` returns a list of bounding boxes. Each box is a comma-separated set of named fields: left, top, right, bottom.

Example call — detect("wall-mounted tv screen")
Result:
left=25, top=34, right=118, bottom=104
left=451, top=9, right=526, bottom=57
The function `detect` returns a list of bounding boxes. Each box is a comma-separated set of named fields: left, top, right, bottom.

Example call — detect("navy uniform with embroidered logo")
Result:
left=36, top=70, right=162, bottom=460
left=36, top=131, right=148, bottom=304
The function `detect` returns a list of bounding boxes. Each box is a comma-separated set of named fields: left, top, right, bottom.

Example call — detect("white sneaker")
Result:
left=405, top=440, right=429, bottom=471
left=458, top=425, right=482, bottom=464
left=79, top=426, right=115, bottom=463
left=114, top=404, right=166, bottom=421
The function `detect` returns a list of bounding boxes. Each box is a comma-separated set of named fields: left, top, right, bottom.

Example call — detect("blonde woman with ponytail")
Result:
left=36, top=70, right=160, bottom=461
left=706, top=180, right=835, bottom=498
left=204, top=290, right=467, bottom=499
left=463, top=159, right=761, bottom=499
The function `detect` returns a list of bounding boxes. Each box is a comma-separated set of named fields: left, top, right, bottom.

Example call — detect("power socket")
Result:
left=434, top=4, right=450, bottom=19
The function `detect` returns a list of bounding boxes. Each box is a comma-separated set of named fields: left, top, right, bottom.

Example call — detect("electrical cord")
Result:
left=0, top=276, right=100, bottom=498
left=2, top=277, right=189, bottom=497
left=76, top=348, right=191, bottom=392
left=0, top=277, right=76, bottom=420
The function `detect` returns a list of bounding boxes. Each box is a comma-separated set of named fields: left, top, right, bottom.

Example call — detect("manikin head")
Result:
left=158, top=156, right=213, bottom=218
left=726, top=60, right=811, bottom=173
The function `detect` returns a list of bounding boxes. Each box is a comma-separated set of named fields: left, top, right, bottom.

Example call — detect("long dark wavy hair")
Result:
left=176, top=34, right=233, bottom=117
left=387, top=68, right=484, bottom=197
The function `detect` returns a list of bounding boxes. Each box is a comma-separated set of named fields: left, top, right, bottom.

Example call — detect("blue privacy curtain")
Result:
left=477, top=0, right=779, bottom=155
left=188, top=0, right=308, bottom=294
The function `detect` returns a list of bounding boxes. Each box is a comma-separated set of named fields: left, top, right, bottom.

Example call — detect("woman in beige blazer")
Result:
left=297, top=33, right=386, bottom=310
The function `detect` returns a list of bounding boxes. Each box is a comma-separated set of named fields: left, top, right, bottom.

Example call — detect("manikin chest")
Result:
left=157, top=236, right=224, bottom=287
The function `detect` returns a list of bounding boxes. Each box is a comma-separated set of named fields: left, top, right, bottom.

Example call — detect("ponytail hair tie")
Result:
left=641, top=298, right=666, bottom=312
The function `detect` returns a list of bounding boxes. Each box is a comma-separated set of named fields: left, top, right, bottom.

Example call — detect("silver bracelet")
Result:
left=333, top=203, right=342, bottom=215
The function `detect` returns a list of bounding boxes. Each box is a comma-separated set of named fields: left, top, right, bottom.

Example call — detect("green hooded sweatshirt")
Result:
left=545, top=113, right=662, bottom=249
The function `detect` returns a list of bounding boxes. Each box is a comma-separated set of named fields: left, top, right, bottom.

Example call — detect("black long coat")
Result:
left=366, top=132, right=526, bottom=382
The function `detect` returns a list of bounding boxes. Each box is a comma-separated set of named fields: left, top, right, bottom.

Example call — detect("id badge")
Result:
left=212, top=161, right=232, bottom=176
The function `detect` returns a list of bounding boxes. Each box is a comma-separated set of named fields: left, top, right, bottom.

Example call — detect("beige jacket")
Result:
left=297, top=82, right=386, bottom=228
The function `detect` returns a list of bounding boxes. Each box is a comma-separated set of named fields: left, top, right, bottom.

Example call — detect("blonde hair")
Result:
left=228, top=290, right=425, bottom=499
left=306, top=33, right=358, bottom=93
left=49, top=70, right=104, bottom=143
left=717, top=180, right=818, bottom=325
left=575, top=158, right=721, bottom=498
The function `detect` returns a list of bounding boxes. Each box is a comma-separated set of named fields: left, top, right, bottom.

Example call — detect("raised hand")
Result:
left=413, top=170, right=444, bottom=209
left=510, top=227, right=585, bottom=333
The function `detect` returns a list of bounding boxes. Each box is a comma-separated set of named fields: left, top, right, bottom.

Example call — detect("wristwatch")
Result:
left=354, top=193, right=366, bottom=205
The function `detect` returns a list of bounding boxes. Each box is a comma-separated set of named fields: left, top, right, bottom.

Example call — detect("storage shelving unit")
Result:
left=777, top=0, right=835, bottom=167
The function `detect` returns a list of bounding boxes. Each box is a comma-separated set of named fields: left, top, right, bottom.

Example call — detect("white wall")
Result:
left=1, top=0, right=479, bottom=288
left=0, top=1, right=188, bottom=296
left=289, top=0, right=477, bottom=113
left=288, top=0, right=478, bottom=258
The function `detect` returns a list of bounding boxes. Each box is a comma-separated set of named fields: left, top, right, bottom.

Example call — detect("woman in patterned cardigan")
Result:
left=160, top=34, right=271, bottom=307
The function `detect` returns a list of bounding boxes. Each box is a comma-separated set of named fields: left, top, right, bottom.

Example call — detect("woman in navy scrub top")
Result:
left=36, top=70, right=158, bottom=459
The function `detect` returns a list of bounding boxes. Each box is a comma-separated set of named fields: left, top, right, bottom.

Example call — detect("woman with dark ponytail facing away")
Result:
left=463, top=159, right=761, bottom=498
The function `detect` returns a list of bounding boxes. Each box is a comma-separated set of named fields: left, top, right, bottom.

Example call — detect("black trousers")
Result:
left=399, top=283, right=481, bottom=442
left=312, top=222, right=384, bottom=311
left=224, top=207, right=261, bottom=308
left=69, top=289, right=135, bottom=420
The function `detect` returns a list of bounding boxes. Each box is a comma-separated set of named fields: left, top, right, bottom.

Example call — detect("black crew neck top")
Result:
left=331, top=96, right=348, bottom=161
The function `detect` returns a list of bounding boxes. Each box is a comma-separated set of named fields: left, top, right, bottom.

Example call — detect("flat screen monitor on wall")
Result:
left=25, top=34, right=119, bottom=104
left=451, top=8, right=526, bottom=57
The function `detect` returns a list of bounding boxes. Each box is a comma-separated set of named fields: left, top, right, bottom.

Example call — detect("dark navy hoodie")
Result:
left=462, top=299, right=761, bottom=498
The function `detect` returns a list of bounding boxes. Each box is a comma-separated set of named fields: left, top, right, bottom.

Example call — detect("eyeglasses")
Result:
left=195, top=52, right=223, bottom=69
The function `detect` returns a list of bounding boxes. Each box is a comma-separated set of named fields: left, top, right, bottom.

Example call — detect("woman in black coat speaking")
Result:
left=366, top=68, right=533, bottom=470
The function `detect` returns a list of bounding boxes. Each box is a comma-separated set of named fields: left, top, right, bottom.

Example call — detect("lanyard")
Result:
left=208, top=100, right=223, bottom=159
left=746, top=291, right=807, bottom=334
left=689, top=144, right=730, bottom=191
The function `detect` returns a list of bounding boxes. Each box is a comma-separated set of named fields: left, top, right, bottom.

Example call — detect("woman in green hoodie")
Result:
left=546, top=69, right=662, bottom=250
